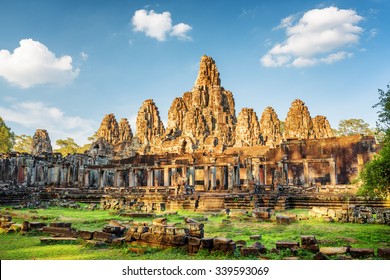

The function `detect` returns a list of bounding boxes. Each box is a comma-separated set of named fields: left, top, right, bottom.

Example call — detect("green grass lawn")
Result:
left=1, top=206, right=389, bottom=260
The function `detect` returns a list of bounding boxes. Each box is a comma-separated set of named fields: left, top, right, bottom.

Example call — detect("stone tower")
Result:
left=284, top=99, right=314, bottom=140
left=31, top=129, right=53, bottom=155
left=166, top=55, right=237, bottom=149
left=259, top=106, right=282, bottom=146
left=97, top=114, right=120, bottom=145
left=235, top=108, right=261, bottom=147
left=136, top=99, right=165, bottom=148
left=312, top=115, right=334, bottom=139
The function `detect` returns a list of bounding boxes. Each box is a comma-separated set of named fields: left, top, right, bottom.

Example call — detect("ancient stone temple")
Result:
left=0, top=55, right=383, bottom=213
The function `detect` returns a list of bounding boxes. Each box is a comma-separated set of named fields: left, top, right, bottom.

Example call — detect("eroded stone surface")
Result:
left=312, top=115, right=334, bottom=139
left=259, top=106, right=282, bottom=147
left=162, top=55, right=236, bottom=152
left=118, top=118, right=133, bottom=143
left=136, top=99, right=165, bottom=152
left=235, top=108, right=261, bottom=147
left=31, top=129, right=53, bottom=155
left=284, top=99, right=314, bottom=140
left=97, top=114, right=119, bottom=145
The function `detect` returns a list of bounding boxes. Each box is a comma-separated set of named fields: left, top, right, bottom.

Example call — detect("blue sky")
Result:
left=0, top=0, right=389, bottom=147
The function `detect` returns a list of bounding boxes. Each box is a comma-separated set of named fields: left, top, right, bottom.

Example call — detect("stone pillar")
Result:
left=164, top=167, right=170, bottom=186
left=189, top=166, right=195, bottom=186
left=235, top=165, right=240, bottom=186
left=55, top=166, right=61, bottom=186
left=98, top=170, right=102, bottom=189
left=154, top=169, right=160, bottom=186
left=253, top=164, right=260, bottom=183
left=78, top=168, right=85, bottom=188
left=284, top=162, right=288, bottom=186
left=329, top=158, right=337, bottom=185
left=113, top=171, right=118, bottom=187
left=303, top=160, right=309, bottom=187
left=210, top=166, right=217, bottom=190
left=84, top=171, right=89, bottom=188
left=204, top=166, right=209, bottom=191
left=129, top=169, right=135, bottom=188
left=134, top=170, right=139, bottom=187
left=147, top=169, right=153, bottom=187
left=246, top=159, right=253, bottom=182
left=228, top=165, right=234, bottom=190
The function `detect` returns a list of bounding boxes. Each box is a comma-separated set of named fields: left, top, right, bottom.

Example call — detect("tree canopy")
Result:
left=0, top=117, right=14, bottom=154
left=13, top=134, right=33, bottom=154
left=335, top=118, right=374, bottom=136
left=54, top=137, right=91, bottom=156
left=358, top=84, right=390, bottom=199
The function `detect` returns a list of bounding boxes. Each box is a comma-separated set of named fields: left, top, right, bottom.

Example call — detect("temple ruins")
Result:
left=0, top=55, right=387, bottom=214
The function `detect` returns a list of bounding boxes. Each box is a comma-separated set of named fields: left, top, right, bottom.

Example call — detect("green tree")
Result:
left=54, top=138, right=80, bottom=156
left=374, top=84, right=390, bottom=133
left=358, top=84, right=390, bottom=199
left=0, top=117, right=14, bottom=153
left=13, top=134, right=33, bottom=153
left=335, top=119, right=374, bottom=136
left=358, top=144, right=390, bottom=199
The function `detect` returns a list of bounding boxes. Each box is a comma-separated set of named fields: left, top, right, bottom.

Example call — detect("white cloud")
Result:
left=0, top=101, right=94, bottom=146
left=131, top=9, right=192, bottom=41
left=171, top=23, right=192, bottom=41
left=261, top=7, right=363, bottom=68
left=0, top=39, right=79, bottom=88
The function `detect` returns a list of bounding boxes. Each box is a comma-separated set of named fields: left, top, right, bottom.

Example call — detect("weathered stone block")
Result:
left=151, top=225, right=166, bottom=234
left=77, top=230, right=93, bottom=240
left=0, top=215, right=12, bottom=222
left=189, top=229, right=204, bottom=238
left=153, top=218, right=167, bottom=225
left=276, top=241, right=299, bottom=250
left=103, top=225, right=124, bottom=236
left=200, top=238, right=214, bottom=249
left=251, top=242, right=267, bottom=254
left=93, top=231, right=116, bottom=243
left=49, top=222, right=72, bottom=228
left=188, top=236, right=201, bottom=246
left=29, top=222, right=47, bottom=230
left=112, top=237, right=126, bottom=245
left=40, top=237, right=78, bottom=244
left=250, top=235, right=262, bottom=240
left=349, top=248, right=374, bottom=258
left=175, top=228, right=189, bottom=236
left=165, top=227, right=176, bottom=235
left=313, top=252, right=330, bottom=260
left=42, top=226, right=75, bottom=237
left=235, top=240, right=247, bottom=247
left=188, top=244, right=200, bottom=254
left=21, top=221, right=30, bottom=231
left=187, top=223, right=204, bottom=231
left=378, top=248, right=390, bottom=259
left=301, top=235, right=317, bottom=246
left=240, top=247, right=260, bottom=257
left=276, top=216, right=292, bottom=225
left=172, top=235, right=187, bottom=245
left=253, top=211, right=270, bottom=220
left=213, top=238, right=236, bottom=253
left=137, top=226, right=149, bottom=234
left=162, top=235, right=175, bottom=245
left=128, top=226, right=138, bottom=233
left=319, top=247, right=347, bottom=255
